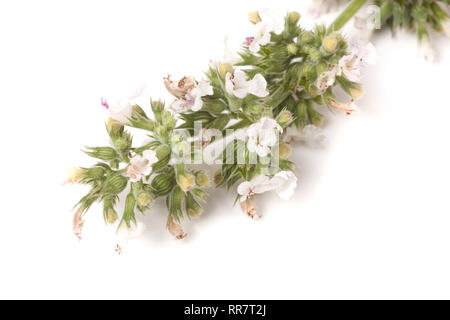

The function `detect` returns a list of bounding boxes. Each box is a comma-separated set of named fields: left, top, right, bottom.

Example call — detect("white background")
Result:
left=1, top=0, right=450, bottom=299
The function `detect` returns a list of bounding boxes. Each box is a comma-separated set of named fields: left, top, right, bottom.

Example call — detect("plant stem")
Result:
left=328, top=0, right=368, bottom=32
left=380, top=0, right=393, bottom=24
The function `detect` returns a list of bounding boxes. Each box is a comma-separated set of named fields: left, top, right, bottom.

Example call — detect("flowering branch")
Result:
left=66, top=2, right=448, bottom=250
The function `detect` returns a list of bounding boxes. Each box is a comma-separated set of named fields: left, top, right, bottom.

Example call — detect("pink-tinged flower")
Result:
left=315, top=65, right=337, bottom=94
left=338, top=54, right=362, bottom=82
left=101, top=86, right=144, bottom=124
left=225, top=70, right=269, bottom=99
left=244, top=37, right=255, bottom=46
left=327, top=98, right=360, bottom=115
left=101, top=97, right=109, bottom=109
left=337, top=41, right=377, bottom=82
left=246, top=9, right=284, bottom=53
left=167, top=77, right=213, bottom=113
left=125, top=150, right=158, bottom=182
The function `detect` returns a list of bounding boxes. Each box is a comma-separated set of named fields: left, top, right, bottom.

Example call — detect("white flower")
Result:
left=223, top=36, right=242, bottom=65
left=247, top=117, right=282, bottom=157
left=315, top=65, right=337, bottom=94
left=170, top=78, right=213, bottom=112
left=198, top=128, right=218, bottom=147
left=237, top=170, right=298, bottom=202
left=237, top=174, right=274, bottom=202
left=101, top=86, right=144, bottom=124
left=225, top=70, right=269, bottom=98
left=247, top=9, right=284, bottom=53
left=338, top=54, right=361, bottom=82
left=125, top=149, right=158, bottom=182
left=308, top=0, right=346, bottom=18
left=282, top=125, right=327, bottom=147
left=269, top=171, right=298, bottom=200
left=337, top=41, right=377, bottom=82
left=352, top=41, right=377, bottom=65
left=418, top=37, right=435, bottom=63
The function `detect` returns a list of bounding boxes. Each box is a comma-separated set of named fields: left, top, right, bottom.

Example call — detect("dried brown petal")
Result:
left=240, top=198, right=260, bottom=220
left=163, top=75, right=195, bottom=98
left=167, top=217, right=187, bottom=240
left=72, top=206, right=84, bottom=239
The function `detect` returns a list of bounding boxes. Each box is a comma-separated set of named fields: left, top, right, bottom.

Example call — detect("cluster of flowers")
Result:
left=67, top=0, right=449, bottom=248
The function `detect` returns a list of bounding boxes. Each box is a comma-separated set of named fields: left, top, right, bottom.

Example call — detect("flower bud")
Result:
left=103, top=200, right=118, bottom=225
left=190, top=188, right=207, bottom=202
left=287, top=43, right=298, bottom=55
left=156, top=144, right=171, bottom=160
left=113, top=136, right=131, bottom=151
left=307, top=103, right=325, bottom=127
left=195, top=170, right=210, bottom=187
left=162, top=110, right=177, bottom=128
left=288, top=11, right=301, bottom=25
left=322, top=35, right=338, bottom=53
left=137, top=192, right=151, bottom=207
left=110, top=159, right=119, bottom=170
left=276, top=110, right=294, bottom=127
left=213, top=170, right=223, bottom=185
left=86, top=166, right=105, bottom=179
left=246, top=103, right=264, bottom=114
left=299, top=31, right=314, bottom=44
left=151, top=174, right=174, bottom=196
left=186, top=193, right=202, bottom=218
left=349, top=83, right=364, bottom=99
left=301, top=63, right=316, bottom=80
left=151, top=99, right=165, bottom=123
left=84, top=146, right=118, bottom=161
left=131, top=104, right=148, bottom=119
left=104, top=174, right=128, bottom=194
left=106, top=117, right=123, bottom=135
left=248, top=11, right=261, bottom=24
left=219, top=63, right=234, bottom=78
left=167, top=216, right=187, bottom=240
left=178, top=173, right=196, bottom=192
left=315, top=62, right=328, bottom=76
left=279, top=143, right=292, bottom=159
left=308, top=49, right=321, bottom=63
